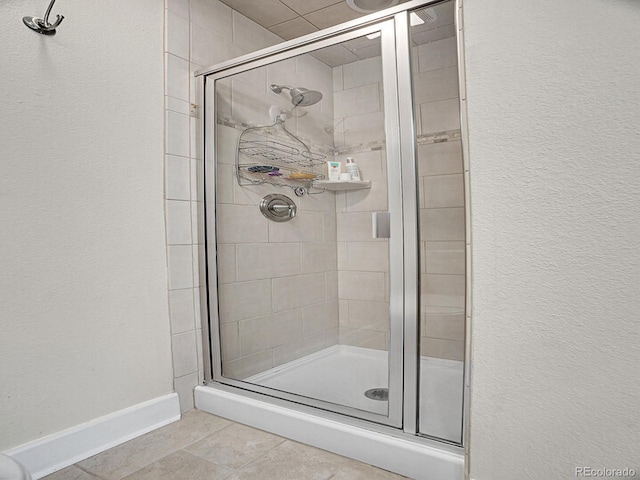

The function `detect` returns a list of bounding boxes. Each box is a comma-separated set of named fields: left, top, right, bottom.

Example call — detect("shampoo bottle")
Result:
left=345, top=157, right=361, bottom=181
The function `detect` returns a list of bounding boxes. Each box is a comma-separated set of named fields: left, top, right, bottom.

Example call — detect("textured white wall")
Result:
left=0, top=0, right=173, bottom=450
left=464, top=0, right=640, bottom=478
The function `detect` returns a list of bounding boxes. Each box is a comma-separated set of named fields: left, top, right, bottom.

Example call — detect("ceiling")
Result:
left=219, top=0, right=456, bottom=67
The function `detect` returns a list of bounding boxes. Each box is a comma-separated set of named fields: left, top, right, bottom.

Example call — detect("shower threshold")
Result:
left=195, top=345, right=464, bottom=479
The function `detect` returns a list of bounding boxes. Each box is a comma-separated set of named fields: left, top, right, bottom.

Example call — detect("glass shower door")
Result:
left=205, top=19, right=404, bottom=427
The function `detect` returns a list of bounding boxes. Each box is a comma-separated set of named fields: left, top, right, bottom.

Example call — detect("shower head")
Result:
left=270, top=84, right=323, bottom=107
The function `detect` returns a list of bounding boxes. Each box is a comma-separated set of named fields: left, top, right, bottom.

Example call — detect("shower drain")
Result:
left=364, top=388, right=389, bottom=401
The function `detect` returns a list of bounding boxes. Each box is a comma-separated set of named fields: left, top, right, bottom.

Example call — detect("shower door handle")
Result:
left=372, top=212, right=390, bottom=239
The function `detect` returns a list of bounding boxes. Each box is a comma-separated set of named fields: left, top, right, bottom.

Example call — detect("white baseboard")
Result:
left=3, top=393, right=180, bottom=479
left=195, top=386, right=463, bottom=480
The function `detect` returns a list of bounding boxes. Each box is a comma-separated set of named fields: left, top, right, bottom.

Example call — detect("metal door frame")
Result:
left=195, top=0, right=471, bottom=445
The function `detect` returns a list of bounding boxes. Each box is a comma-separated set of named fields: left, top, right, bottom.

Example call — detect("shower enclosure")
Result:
left=196, top=0, right=468, bottom=477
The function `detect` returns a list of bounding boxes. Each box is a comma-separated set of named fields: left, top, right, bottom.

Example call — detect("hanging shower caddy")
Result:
left=235, top=113, right=371, bottom=194
left=235, top=116, right=327, bottom=194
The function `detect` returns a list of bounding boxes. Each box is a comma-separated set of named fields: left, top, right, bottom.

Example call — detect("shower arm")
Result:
left=270, top=84, right=293, bottom=94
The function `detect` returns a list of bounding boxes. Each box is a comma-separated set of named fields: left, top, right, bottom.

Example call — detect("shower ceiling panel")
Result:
left=219, top=0, right=453, bottom=66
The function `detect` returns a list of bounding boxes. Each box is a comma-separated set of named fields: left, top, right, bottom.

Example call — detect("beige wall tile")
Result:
left=231, top=77, right=271, bottom=126
left=418, top=36, right=458, bottom=72
left=302, top=300, right=339, bottom=337
left=343, top=111, right=385, bottom=146
left=345, top=180, right=388, bottom=212
left=348, top=300, right=389, bottom=332
left=342, top=57, right=382, bottom=90
left=171, top=331, right=198, bottom=378
left=419, top=97, right=460, bottom=134
left=333, top=65, right=343, bottom=92
left=414, top=66, right=459, bottom=104
left=215, top=78, right=233, bottom=121
left=239, top=309, right=303, bottom=356
left=337, top=242, right=348, bottom=269
left=215, top=163, right=235, bottom=204
left=166, top=110, right=190, bottom=157
left=346, top=242, right=389, bottom=272
left=233, top=181, right=281, bottom=207
left=190, top=23, right=229, bottom=67
left=223, top=349, right=273, bottom=380
left=326, top=327, right=339, bottom=345
left=326, top=271, right=338, bottom=300
left=339, top=299, right=349, bottom=326
left=273, top=335, right=327, bottom=367
left=220, top=321, right=240, bottom=361
left=300, top=190, right=336, bottom=212
left=424, top=174, right=464, bottom=208
left=423, top=312, right=465, bottom=341
left=420, top=207, right=465, bottom=241
left=272, top=273, right=326, bottom=311
left=166, top=54, right=189, bottom=101
left=417, top=140, right=463, bottom=176
left=168, top=245, right=194, bottom=290
left=339, top=327, right=388, bottom=351
left=422, top=273, right=465, bottom=309
left=420, top=337, right=464, bottom=361
left=215, top=125, right=241, bottom=166
left=218, top=279, right=272, bottom=323
left=302, top=243, right=338, bottom=273
left=169, top=288, right=196, bottom=334
left=166, top=200, right=192, bottom=245
left=166, top=155, right=191, bottom=201
left=237, top=243, right=301, bottom=280
left=232, top=10, right=281, bottom=53
left=190, top=0, right=233, bottom=37
left=337, top=212, right=381, bottom=242
left=217, top=204, right=269, bottom=243
left=425, top=241, right=465, bottom=274
left=334, top=83, right=380, bottom=118
left=216, top=244, right=237, bottom=284
left=338, top=271, right=385, bottom=302
left=269, top=210, right=324, bottom=243
left=323, top=212, right=337, bottom=242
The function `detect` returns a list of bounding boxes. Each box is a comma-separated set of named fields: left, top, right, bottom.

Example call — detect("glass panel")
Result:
left=411, top=0, right=466, bottom=443
left=212, top=31, right=394, bottom=418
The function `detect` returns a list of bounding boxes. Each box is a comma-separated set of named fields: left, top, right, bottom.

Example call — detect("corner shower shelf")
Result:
left=312, top=180, right=371, bottom=191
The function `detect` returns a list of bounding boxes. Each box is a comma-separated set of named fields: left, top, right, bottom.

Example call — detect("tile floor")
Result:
left=43, top=410, right=408, bottom=480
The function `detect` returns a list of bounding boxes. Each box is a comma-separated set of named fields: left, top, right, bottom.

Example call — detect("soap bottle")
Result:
left=345, top=157, right=361, bottom=181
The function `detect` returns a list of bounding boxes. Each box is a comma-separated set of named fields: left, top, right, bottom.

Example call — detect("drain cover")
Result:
left=364, top=388, right=389, bottom=401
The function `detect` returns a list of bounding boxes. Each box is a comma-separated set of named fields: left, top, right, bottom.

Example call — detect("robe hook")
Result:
left=23, top=0, right=64, bottom=35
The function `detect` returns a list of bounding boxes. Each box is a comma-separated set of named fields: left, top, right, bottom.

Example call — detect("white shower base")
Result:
left=195, top=345, right=464, bottom=480
left=246, top=344, right=464, bottom=441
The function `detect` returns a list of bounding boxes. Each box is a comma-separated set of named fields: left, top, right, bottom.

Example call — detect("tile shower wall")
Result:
left=164, top=0, right=294, bottom=411
left=332, top=57, right=391, bottom=351
left=215, top=52, right=337, bottom=379
left=414, top=33, right=465, bottom=361
left=331, top=18, right=465, bottom=360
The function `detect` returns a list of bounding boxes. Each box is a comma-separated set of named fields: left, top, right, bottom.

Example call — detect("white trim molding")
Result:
left=3, top=393, right=180, bottom=479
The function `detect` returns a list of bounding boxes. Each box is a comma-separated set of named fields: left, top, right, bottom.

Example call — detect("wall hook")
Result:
left=23, top=0, right=64, bottom=35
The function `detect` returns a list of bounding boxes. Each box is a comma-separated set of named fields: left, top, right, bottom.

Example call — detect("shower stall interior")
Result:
left=195, top=0, right=468, bottom=477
